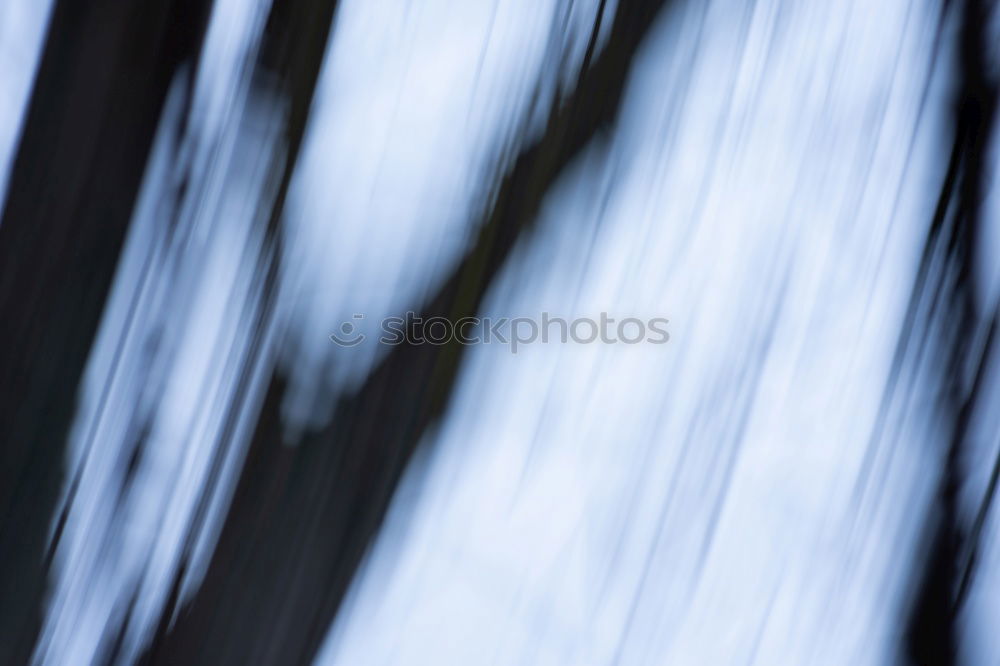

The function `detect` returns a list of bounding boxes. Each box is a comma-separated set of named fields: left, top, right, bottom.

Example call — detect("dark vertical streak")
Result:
left=954, top=308, right=999, bottom=608
left=146, top=0, right=342, bottom=663
left=157, top=2, right=673, bottom=664
left=0, top=1, right=212, bottom=663
left=904, top=0, right=997, bottom=663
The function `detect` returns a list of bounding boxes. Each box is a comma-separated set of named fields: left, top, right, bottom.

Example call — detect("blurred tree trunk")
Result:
left=151, top=1, right=673, bottom=664
left=0, top=1, right=212, bottom=663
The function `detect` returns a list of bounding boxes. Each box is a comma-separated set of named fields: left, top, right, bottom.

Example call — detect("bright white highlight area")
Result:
left=313, top=0, right=990, bottom=664
left=29, top=0, right=1000, bottom=662
left=278, top=0, right=614, bottom=433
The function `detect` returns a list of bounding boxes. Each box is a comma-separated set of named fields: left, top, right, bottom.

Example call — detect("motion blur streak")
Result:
left=34, top=1, right=276, bottom=663
left=0, top=0, right=53, bottom=208
left=278, top=0, right=616, bottom=433
left=317, top=0, right=992, bottom=663
left=0, top=0, right=996, bottom=665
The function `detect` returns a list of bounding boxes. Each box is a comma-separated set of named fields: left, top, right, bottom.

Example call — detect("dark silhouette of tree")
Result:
left=151, top=1, right=673, bottom=664
left=902, top=0, right=998, bottom=663
left=0, top=2, right=212, bottom=663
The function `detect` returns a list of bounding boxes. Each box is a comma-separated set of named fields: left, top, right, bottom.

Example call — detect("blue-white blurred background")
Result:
left=0, top=0, right=998, bottom=664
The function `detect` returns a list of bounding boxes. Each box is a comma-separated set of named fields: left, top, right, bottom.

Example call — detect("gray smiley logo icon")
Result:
left=329, top=314, right=366, bottom=347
